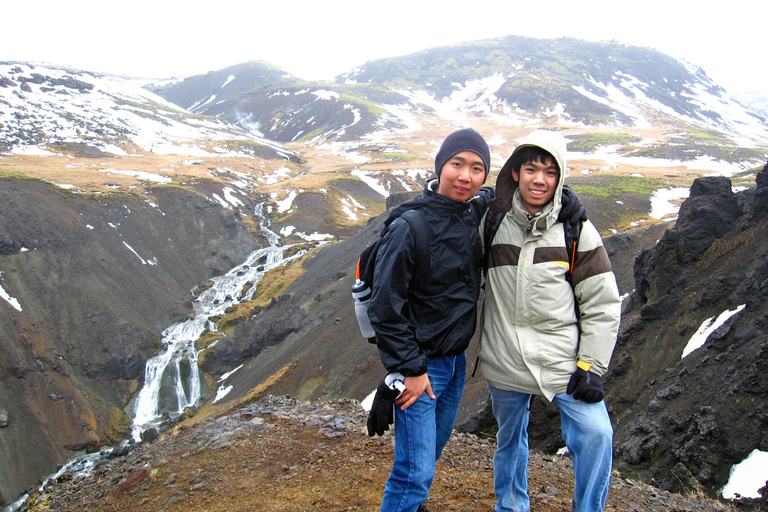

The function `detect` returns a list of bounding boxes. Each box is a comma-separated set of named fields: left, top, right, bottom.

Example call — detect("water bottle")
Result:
left=352, top=279, right=376, bottom=339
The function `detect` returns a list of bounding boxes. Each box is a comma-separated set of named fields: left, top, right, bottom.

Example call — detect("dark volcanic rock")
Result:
left=606, top=177, right=768, bottom=498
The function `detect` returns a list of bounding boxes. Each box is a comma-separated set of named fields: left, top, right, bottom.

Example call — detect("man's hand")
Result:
left=559, top=186, right=588, bottom=224
left=367, top=380, right=400, bottom=436
left=566, top=366, right=605, bottom=403
left=394, top=373, right=435, bottom=410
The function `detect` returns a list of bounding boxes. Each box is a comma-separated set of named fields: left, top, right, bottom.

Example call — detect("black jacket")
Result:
left=369, top=181, right=492, bottom=376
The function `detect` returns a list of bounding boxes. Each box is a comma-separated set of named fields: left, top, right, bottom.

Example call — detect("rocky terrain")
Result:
left=16, top=396, right=742, bottom=512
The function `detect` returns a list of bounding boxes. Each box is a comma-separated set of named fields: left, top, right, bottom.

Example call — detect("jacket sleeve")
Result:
left=571, top=221, right=622, bottom=376
left=473, top=186, right=494, bottom=220
left=368, top=218, right=427, bottom=376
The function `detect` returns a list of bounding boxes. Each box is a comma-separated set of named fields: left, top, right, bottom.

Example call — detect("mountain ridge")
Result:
left=152, top=36, right=768, bottom=151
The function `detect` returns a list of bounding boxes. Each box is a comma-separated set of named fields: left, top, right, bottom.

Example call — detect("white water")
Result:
left=130, top=202, right=309, bottom=440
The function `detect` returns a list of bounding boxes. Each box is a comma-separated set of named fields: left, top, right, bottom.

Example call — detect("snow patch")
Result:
left=722, top=449, right=768, bottom=499
left=0, top=271, right=22, bottom=311
left=99, top=168, right=172, bottom=184
left=351, top=169, right=389, bottom=197
left=682, top=305, right=746, bottom=358
left=649, top=187, right=690, bottom=219
left=123, top=241, right=157, bottom=266
left=276, top=190, right=297, bottom=213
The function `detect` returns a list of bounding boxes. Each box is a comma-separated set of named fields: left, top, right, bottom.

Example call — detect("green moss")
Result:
left=378, top=152, right=420, bottom=162
left=669, top=128, right=731, bottom=145
left=153, top=183, right=186, bottom=191
left=567, top=133, right=642, bottom=153
left=0, top=169, right=37, bottom=180
left=338, top=93, right=387, bottom=118
left=296, top=128, right=328, bottom=143
left=569, top=176, right=669, bottom=199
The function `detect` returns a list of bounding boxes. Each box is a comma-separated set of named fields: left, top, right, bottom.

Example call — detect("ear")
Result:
left=511, top=168, right=519, bottom=182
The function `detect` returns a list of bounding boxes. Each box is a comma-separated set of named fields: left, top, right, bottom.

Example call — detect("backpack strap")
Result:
left=563, top=219, right=582, bottom=288
left=481, top=211, right=505, bottom=275
left=399, top=209, right=430, bottom=287
left=564, top=219, right=583, bottom=330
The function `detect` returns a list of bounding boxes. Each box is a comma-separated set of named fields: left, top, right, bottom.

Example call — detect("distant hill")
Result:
left=152, top=36, right=768, bottom=155
left=0, top=61, right=295, bottom=160
left=736, top=91, right=768, bottom=118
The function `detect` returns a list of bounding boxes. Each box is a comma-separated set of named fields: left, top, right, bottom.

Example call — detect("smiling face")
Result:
left=436, top=150, right=486, bottom=202
left=512, top=155, right=559, bottom=214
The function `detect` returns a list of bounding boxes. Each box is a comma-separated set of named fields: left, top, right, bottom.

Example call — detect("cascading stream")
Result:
left=8, top=203, right=317, bottom=511
left=130, top=203, right=309, bottom=440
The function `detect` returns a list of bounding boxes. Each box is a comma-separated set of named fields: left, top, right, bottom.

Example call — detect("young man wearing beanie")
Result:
left=479, top=130, right=621, bottom=512
left=367, top=127, right=493, bottom=512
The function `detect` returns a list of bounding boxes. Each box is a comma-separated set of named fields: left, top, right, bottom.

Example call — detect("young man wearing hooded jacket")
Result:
left=478, top=130, right=621, bottom=512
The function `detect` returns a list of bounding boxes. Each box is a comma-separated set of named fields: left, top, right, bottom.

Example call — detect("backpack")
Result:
left=482, top=211, right=582, bottom=288
left=353, top=208, right=430, bottom=343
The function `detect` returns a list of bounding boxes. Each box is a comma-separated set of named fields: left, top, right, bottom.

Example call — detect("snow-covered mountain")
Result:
left=0, top=62, right=294, bottom=161
left=153, top=36, right=768, bottom=160
left=736, top=91, right=768, bottom=118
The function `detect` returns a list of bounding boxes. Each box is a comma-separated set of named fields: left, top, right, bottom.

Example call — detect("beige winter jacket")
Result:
left=478, top=130, right=621, bottom=400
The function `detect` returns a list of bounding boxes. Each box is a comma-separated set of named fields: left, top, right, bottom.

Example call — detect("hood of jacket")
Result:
left=489, top=130, right=567, bottom=225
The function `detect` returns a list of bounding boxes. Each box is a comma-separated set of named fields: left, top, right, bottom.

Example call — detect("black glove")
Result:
left=559, top=186, right=588, bottom=224
left=566, top=367, right=605, bottom=403
left=367, top=380, right=400, bottom=436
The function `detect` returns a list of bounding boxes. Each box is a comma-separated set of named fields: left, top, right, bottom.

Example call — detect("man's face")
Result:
left=436, top=151, right=485, bottom=202
left=512, top=156, right=559, bottom=214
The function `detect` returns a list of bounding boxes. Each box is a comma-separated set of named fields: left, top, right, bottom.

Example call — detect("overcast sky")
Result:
left=4, top=0, right=766, bottom=96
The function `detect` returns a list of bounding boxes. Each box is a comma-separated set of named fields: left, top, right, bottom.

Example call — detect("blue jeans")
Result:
left=380, top=354, right=466, bottom=512
left=489, top=387, right=613, bottom=512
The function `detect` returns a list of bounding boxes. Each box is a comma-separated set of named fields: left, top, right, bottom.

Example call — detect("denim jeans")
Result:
left=380, top=353, right=466, bottom=512
left=489, top=386, right=613, bottom=512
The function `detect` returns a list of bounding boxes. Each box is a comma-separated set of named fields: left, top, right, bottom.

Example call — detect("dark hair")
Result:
left=510, top=146, right=559, bottom=175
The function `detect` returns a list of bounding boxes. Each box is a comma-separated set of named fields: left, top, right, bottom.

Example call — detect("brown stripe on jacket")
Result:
left=571, top=245, right=613, bottom=287
left=487, top=244, right=520, bottom=269
left=486, top=243, right=612, bottom=288
left=533, top=246, right=569, bottom=265
left=487, top=245, right=568, bottom=268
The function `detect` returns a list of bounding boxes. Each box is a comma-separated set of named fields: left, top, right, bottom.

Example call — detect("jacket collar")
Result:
left=512, top=192, right=555, bottom=234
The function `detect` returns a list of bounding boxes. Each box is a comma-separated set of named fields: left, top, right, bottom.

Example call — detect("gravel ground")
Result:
left=15, top=396, right=739, bottom=512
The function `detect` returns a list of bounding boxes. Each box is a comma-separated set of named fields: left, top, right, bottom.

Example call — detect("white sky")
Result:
left=3, top=0, right=766, bottom=95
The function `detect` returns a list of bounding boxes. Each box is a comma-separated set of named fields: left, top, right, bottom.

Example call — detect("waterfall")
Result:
left=6, top=204, right=319, bottom=512
left=129, top=203, right=309, bottom=440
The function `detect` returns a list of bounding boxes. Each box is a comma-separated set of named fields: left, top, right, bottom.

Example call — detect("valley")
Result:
left=1, top=35, right=767, bottom=509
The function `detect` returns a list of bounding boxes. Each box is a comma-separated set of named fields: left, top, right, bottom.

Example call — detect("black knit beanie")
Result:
left=434, top=128, right=491, bottom=182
